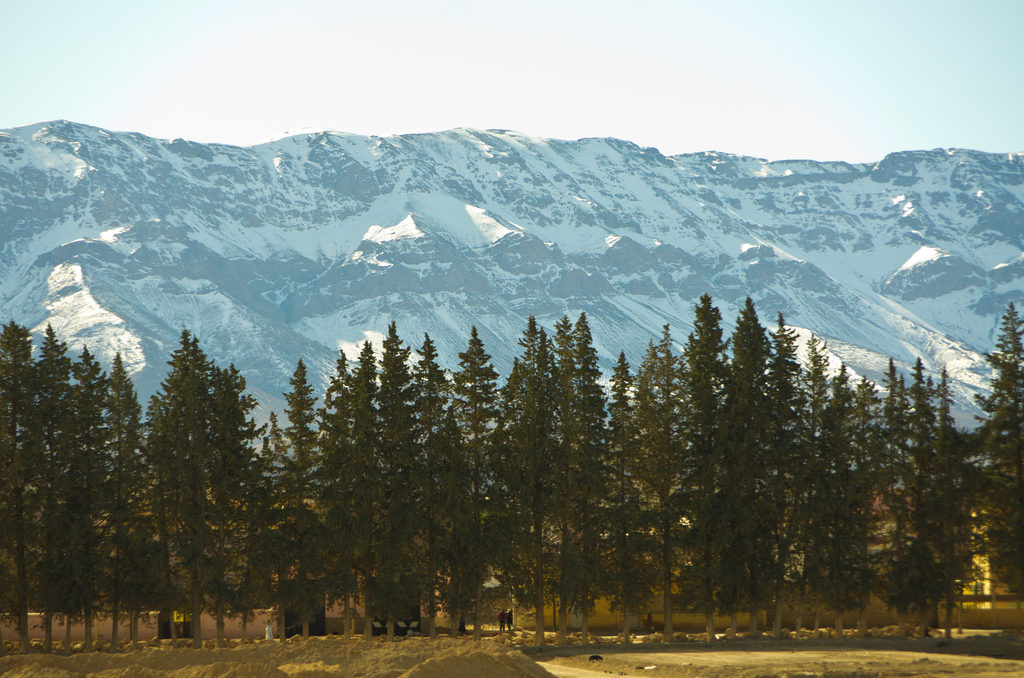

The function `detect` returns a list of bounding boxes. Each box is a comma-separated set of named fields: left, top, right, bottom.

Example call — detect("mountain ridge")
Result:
left=2, top=120, right=1022, bottom=421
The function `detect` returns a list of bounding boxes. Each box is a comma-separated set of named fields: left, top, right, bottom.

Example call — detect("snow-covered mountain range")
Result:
left=2, top=120, right=1022, bottom=421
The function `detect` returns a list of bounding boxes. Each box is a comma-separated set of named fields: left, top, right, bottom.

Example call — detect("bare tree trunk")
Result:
left=44, top=611, right=53, bottom=652
left=728, top=611, right=737, bottom=638
left=302, top=620, right=310, bottom=639
left=581, top=591, right=590, bottom=645
left=170, top=610, right=179, bottom=644
left=216, top=602, right=226, bottom=647
left=191, top=573, right=203, bottom=649
left=111, top=599, right=121, bottom=650
left=705, top=610, right=715, bottom=642
left=749, top=607, right=759, bottom=635
left=813, top=605, right=821, bottom=637
left=557, top=601, right=567, bottom=645
left=65, top=615, right=73, bottom=653
left=534, top=546, right=545, bottom=646
left=622, top=603, right=631, bottom=643
left=858, top=607, right=867, bottom=638
left=363, top=581, right=373, bottom=642
left=241, top=616, right=248, bottom=642
left=131, top=611, right=139, bottom=651
left=662, top=548, right=674, bottom=640
left=386, top=618, right=394, bottom=642
left=773, top=598, right=784, bottom=638
left=835, top=610, right=844, bottom=636
left=473, top=579, right=483, bottom=642
left=344, top=593, right=353, bottom=640
left=85, top=609, right=94, bottom=651
left=895, top=610, right=906, bottom=637
left=795, top=594, right=804, bottom=637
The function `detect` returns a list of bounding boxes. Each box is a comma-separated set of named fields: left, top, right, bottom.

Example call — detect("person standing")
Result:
left=499, top=609, right=506, bottom=633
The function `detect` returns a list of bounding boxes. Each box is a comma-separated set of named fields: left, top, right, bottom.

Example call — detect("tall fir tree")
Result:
left=931, top=370, right=978, bottom=637
left=104, top=353, right=151, bottom=649
left=848, top=376, right=883, bottom=635
left=0, top=322, right=36, bottom=651
left=903, top=359, right=942, bottom=631
left=375, top=323, right=421, bottom=640
left=411, top=334, right=458, bottom=638
left=32, top=325, right=73, bottom=650
left=814, top=365, right=871, bottom=633
left=278, top=358, right=325, bottom=639
left=679, top=295, right=728, bottom=639
left=764, top=314, right=806, bottom=637
left=207, top=364, right=262, bottom=645
left=796, top=333, right=831, bottom=631
left=318, top=351, right=361, bottom=638
left=633, top=326, right=683, bottom=639
left=977, top=303, right=1024, bottom=592
left=451, top=325, right=500, bottom=640
left=349, top=340, right=381, bottom=640
left=146, top=330, right=216, bottom=647
left=497, top=317, right=557, bottom=645
left=63, top=347, right=110, bottom=649
left=720, top=298, right=771, bottom=633
left=879, top=358, right=912, bottom=628
left=604, top=352, right=652, bottom=639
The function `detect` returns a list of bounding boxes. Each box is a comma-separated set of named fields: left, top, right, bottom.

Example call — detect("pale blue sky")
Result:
left=2, top=0, right=1022, bottom=162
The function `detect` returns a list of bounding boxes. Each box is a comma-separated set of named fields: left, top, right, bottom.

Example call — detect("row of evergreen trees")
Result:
left=1, top=296, right=1023, bottom=652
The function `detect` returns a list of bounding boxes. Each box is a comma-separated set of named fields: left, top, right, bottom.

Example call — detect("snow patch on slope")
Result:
left=362, top=214, right=425, bottom=243
left=36, top=264, right=145, bottom=372
left=465, top=205, right=518, bottom=242
left=898, top=246, right=945, bottom=271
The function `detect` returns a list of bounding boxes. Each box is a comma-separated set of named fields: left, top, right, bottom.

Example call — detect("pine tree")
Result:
left=61, top=347, right=111, bottom=650
left=764, top=314, right=806, bottom=637
left=977, top=303, right=1024, bottom=592
left=259, top=411, right=294, bottom=641
left=605, top=352, right=652, bottom=640
left=318, top=352, right=360, bottom=638
left=375, top=323, right=420, bottom=640
left=32, top=325, right=73, bottom=650
left=548, top=313, right=608, bottom=643
left=679, top=295, right=728, bottom=639
left=411, top=334, right=457, bottom=638
left=932, top=370, right=978, bottom=638
left=720, top=298, right=771, bottom=633
left=634, top=326, right=683, bottom=640
left=207, top=364, right=262, bottom=646
left=795, top=333, right=831, bottom=632
left=848, top=377, right=882, bottom=636
left=497, top=317, right=557, bottom=646
left=903, top=359, right=942, bottom=631
left=565, top=313, right=608, bottom=642
left=451, top=325, right=500, bottom=641
left=278, top=358, right=325, bottom=639
left=0, top=321, right=36, bottom=651
left=146, top=330, right=217, bottom=647
left=815, top=365, right=871, bottom=633
left=105, top=353, right=150, bottom=650
left=349, top=340, right=380, bottom=640
left=879, top=358, right=913, bottom=627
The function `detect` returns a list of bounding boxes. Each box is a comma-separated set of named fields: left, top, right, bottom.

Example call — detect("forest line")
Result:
left=2, top=294, right=1024, bottom=652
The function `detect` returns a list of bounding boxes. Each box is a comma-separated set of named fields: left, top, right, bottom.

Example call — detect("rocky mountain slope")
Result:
left=2, top=120, right=1022, bottom=420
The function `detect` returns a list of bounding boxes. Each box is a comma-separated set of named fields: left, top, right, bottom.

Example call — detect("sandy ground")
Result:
left=523, top=631, right=1024, bottom=678
left=3, top=631, right=1024, bottom=677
